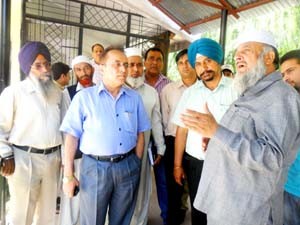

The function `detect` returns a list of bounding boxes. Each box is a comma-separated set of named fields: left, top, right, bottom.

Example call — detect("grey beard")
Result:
left=233, top=54, right=266, bottom=95
left=38, top=73, right=53, bottom=97
left=126, top=76, right=144, bottom=89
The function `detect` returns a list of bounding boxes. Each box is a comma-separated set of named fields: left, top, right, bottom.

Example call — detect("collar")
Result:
left=53, top=80, right=64, bottom=90
left=174, top=79, right=186, bottom=89
left=97, top=81, right=133, bottom=99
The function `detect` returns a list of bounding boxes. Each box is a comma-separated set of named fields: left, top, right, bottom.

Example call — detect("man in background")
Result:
left=90, top=43, right=104, bottom=85
left=52, top=62, right=71, bottom=90
left=160, top=48, right=197, bottom=225
left=125, top=47, right=165, bottom=225
left=280, top=49, right=300, bottom=225
left=144, top=47, right=171, bottom=225
left=221, top=64, right=234, bottom=78
left=59, top=55, right=94, bottom=225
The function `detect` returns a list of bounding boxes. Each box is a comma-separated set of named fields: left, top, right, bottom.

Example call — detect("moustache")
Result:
left=200, top=70, right=213, bottom=76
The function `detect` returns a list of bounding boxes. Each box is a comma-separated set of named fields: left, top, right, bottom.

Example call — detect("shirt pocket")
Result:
left=123, top=110, right=135, bottom=133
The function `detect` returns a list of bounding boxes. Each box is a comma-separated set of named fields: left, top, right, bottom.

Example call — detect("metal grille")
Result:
left=25, top=18, right=79, bottom=67
left=130, top=15, right=164, bottom=37
left=24, top=0, right=167, bottom=49
left=128, top=37, right=155, bottom=56
left=84, top=5, right=128, bottom=32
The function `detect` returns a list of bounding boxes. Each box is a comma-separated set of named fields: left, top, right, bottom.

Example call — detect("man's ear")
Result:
left=264, top=51, right=275, bottom=66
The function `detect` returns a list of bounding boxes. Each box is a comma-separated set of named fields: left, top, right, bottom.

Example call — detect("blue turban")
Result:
left=18, top=41, right=51, bottom=75
left=188, top=38, right=223, bottom=68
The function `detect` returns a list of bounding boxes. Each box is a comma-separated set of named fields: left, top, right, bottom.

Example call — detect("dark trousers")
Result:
left=183, top=153, right=207, bottom=225
left=164, top=136, right=185, bottom=225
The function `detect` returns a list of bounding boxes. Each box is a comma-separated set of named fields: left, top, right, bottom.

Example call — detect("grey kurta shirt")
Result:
left=194, top=71, right=300, bottom=225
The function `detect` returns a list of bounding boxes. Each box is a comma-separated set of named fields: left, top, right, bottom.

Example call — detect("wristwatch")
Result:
left=62, top=175, right=74, bottom=183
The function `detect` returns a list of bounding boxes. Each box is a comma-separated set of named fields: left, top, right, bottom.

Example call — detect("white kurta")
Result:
left=130, top=82, right=165, bottom=225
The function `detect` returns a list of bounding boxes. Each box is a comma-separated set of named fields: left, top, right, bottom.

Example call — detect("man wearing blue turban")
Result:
left=172, top=38, right=237, bottom=225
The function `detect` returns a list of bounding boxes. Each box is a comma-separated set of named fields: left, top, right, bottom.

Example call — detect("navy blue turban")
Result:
left=188, top=38, right=223, bottom=68
left=18, top=41, right=51, bottom=75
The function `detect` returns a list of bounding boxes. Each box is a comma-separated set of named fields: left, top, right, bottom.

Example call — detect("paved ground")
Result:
left=148, top=169, right=191, bottom=225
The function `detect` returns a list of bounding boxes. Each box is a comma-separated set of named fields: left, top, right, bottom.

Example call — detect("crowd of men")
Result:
left=0, top=29, right=299, bottom=225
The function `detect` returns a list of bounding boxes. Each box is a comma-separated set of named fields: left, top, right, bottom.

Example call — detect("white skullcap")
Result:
left=71, top=55, right=92, bottom=69
left=221, top=64, right=234, bottom=72
left=234, top=30, right=277, bottom=49
left=124, top=47, right=142, bottom=58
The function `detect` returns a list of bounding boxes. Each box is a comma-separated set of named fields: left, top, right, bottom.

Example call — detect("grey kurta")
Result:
left=194, top=71, right=300, bottom=225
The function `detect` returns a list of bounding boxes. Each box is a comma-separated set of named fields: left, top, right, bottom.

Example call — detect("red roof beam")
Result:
left=186, top=0, right=274, bottom=28
left=191, top=0, right=223, bottom=10
left=218, top=0, right=239, bottom=19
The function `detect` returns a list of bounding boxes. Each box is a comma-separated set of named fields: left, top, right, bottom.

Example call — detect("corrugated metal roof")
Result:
left=148, top=0, right=299, bottom=36
left=79, top=0, right=300, bottom=41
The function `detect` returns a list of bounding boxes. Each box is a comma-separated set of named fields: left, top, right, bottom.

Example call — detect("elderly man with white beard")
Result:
left=124, top=47, right=166, bottom=225
left=0, top=41, right=63, bottom=225
left=179, top=30, right=300, bottom=225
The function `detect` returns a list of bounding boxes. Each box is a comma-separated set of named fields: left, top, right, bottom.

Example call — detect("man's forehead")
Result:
left=281, top=58, right=300, bottom=71
left=33, top=54, right=48, bottom=63
left=148, top=51, right=162, bottom=57
left=178, top=54, right=188, bottom=61
left=106, top=51, right=127, bottom=61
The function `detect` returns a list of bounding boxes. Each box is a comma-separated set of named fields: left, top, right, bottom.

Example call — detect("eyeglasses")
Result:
left=128, top=63, right=143, bottom=68
left=31, top=61, right=51, bottom=71
left=104, top=62, right=129, bottom=69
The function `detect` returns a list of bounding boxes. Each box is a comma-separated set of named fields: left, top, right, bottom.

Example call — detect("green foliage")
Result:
left=167, top=51, right=180, bottom=81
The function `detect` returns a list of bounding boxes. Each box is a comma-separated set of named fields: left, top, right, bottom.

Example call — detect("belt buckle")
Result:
left=111, top=155, right=123, bottom=162
left=110, top=156, right=119, bottom=162
left=27, top=147, right=33, bottom=153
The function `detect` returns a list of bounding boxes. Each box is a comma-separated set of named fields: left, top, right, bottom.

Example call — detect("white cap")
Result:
left=234, top=30, right=276, bottom=49
left=221, top=64, right=234, bottom=72
left=71, top=55, right=92, bottom=69
left=124, top=47, right=142, bottom=58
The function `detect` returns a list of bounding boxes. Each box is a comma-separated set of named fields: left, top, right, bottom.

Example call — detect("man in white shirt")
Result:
left=172, top=38, right=237, bottom=225
left=0, top=41, right=63, bottom=225
left=160, top=48, right=197, bottom=225
left=124, top=47, right=165, bottom=225
left=90, top=43, right=104, bottom=85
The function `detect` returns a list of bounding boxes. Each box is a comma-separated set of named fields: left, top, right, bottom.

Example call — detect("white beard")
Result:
left=126, top=76, right=145, bottom=89
left=233, top=53, right=266, bottom=95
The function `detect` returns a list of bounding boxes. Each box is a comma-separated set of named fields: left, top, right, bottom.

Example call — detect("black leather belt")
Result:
left=13, top=144, right=60, bottom=155
left=88, top=148, right=135, bottom=163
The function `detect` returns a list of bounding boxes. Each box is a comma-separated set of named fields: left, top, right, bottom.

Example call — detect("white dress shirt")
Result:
left=160, top=79, right=189, bottom=137
left=172, top=76, right=238, bottom=160
left=91, top=59, right=102, bottom=85
left=0, top=74, right=63, bottom=158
